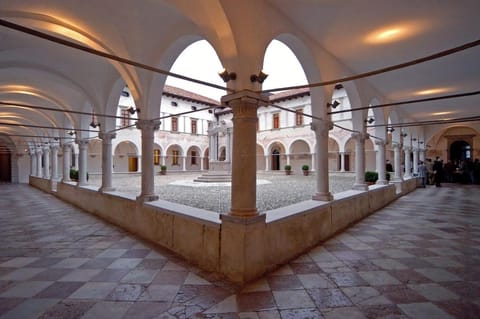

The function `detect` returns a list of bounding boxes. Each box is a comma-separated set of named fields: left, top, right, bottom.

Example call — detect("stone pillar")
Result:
left=74, top=153, right=79, bottom=170
left=286, top=154, right=291, bottom=166
left=310, top=153, right=315, bottom=172
left=51, top=144, right=59, bottom=180
left=30, top=151, right=36, bottom=176
left=222, top=91, right=261, bottom=217
left=99, top=132, right=116, bottom=192
left=136, top=120, right=160, bottom=202
left=340, top=152, right=345, bottom=172
left=43, top=146, right=50, bottom=179
left=182, top=156, right=187, bottom=171
left=161, top=155, right=166, bottom=166
left=264, top=155, right=268, bottom=171
left=36, top=148, right=43, bottom=177
left=404, top=146, right=412, bottom=178
left=311, top=120, right=333, bottom=201
left=352, top=132, right=368, bottom=190
left=393, top=142, right=403, bottom=181
left=62, top=143, right=72, bottom=182
left=412, top=148, right=419, bottom=176
left=76, top=139, right=89, bottom=186
left=226, top=129, right=232, bottom=162
left=375, top=139, right=388, bottom=185
left=419, top=148, right=425, bottom=162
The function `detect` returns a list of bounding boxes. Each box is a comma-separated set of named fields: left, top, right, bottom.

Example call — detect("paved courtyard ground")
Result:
left=0, top=182, right=479, bottom=318
left=89, top=172, right=356, bottom=213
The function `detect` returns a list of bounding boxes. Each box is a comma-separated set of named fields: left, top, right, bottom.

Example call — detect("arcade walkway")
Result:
left=0, top=183, right=479, bottom=319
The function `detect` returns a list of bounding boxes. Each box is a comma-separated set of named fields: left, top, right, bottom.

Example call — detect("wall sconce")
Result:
left=365, top=117, right=375, bottom=124
left=218, top=68, right=237, bottom=82
left=90, top=121, right=100, bottom=128
left=419, top=141, right=424, bottom=145
left=401, top=132, right=408, bottom=137
left=327, top=100, right=340, bottom=108
left=387, top=127, right=395, bottom=133
left=412, top=138, right=417, bottom=142
left=250, top=71, right=268, bottom=83
left=127, top=106, right=140, bottom=114
left=67, top=130, right=75, bottom=136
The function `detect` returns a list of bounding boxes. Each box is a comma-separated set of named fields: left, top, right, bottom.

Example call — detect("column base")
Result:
left=136, top=194, right=159, bottom=203
left=376, top=179, right=389, bottom=185
left=312, top=192, right=333, bottom=201
left=100, top=187, right=116, bottom=193
left=229, top=208, right=259, bottom=218
left=353, top=183, right=368, bottom=191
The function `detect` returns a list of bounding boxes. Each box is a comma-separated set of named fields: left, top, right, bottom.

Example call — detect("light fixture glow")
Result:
left=365, top=21, right=424, bottom=44
left=431, top=111, right=453, bottom=116
left=415, top=88, right=451, bottom=96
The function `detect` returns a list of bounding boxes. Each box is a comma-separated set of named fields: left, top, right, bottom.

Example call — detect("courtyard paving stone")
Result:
left=0, top=178, right=479, bottom=318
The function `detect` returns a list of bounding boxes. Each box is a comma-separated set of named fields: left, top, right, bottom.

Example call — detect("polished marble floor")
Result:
left=0, top=183, right=479, bottom=318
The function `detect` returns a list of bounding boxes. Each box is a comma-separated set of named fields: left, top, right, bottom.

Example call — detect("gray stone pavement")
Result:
left=89, top=171, right=356, bottom=213
left=0, top=182, right=479, bottom=318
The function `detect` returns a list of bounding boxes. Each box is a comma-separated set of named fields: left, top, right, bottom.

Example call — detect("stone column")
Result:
left=51, top=144, right=59, bottom=180
left=99, top=132, right=116, bottom=192
left=375, top=139, right=388, bottom=185
left=30, top=151, right=36, bottom=176
left=182, top=156, right=187, bottom=171
left=43, top=146, right=50, bottom=179
left=62, top=143, right=72, bottom=182
left=311, top=120, right=333, bottom=201
left=404, top=146, right=412, bottom=178
left=264, top=155, right=268, bottom=171
left=392, top=142, right=403, bottom=181
left=412, top=148, right=419, bottom=176
left=136, top=120, right=160, bottom=202
left=74, top=153, right=79, bottom=170
left=226, top=129, right=232, bottom=162
left=419, top=148, right=425, bottom=162
left=352, top=132, right=368, bottom=190
left=76, top=139, right=89, bottom=186
left=340, top=152, right=345, bottom=172
left=222, top=91, right=261, bottom=217
left=310, top=153, right=315, bottom=172
left=36, top=148, right=43, bottom=177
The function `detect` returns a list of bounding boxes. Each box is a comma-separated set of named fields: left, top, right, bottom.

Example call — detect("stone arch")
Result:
left=186, top=145, right=202, bottom=170
left=113, top=141, right=139, bottom=173
left=328, top=137, right=340, bottom=171
left=289, top=139, right=312, bottom=171
left=87, top=139, right=102, bottom=173
left=166, top=144, right=185, bottom=171
left=344, top=137, right=356, bottom=172
left=256, top=144, right=266, bottom=171
left=267, top=141, right=287, bottom=171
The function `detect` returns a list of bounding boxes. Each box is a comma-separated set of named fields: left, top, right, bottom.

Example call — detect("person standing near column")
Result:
left=433, top=156, right=443, bottom=187
left=418, top=161, right=428, bottom=188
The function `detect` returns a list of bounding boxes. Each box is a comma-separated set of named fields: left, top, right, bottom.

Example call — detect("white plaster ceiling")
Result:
left=0, top=0, right=479, bottom=147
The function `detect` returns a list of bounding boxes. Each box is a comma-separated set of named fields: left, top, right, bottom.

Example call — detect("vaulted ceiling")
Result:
left=0, top=0, right=479, bottom=149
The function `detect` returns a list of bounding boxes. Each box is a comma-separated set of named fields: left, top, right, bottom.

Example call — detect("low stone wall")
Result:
left=55, top=182, right=221, bottom=273
left=33, top=179, right=413, bottom=284
left=29, top=176, right=52, bottom=193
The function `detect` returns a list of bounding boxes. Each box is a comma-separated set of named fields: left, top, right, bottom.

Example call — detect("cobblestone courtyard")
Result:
left=89, top=172, right=356, bottom=213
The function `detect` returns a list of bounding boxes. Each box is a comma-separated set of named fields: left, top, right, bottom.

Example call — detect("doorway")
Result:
left=271, top=149, right=280, bottom=170
left=450, top=140, right=471, bottom=162
left=128, top=156, right=138, bottom=172
left=0, top=151, right=12, bottom=182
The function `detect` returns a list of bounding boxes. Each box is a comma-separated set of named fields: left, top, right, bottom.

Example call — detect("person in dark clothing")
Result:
left=432, top=156, right=443, bottom=187
left=386, top=160, right=393, bottom=173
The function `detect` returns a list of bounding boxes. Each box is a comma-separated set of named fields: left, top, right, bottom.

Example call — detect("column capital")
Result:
left=392, top=142, right=402, bottom=150
left=403, top=145, right=412, bottom=152
left=50, top=144, right=59, bottom=151
left=75, top=138, right=89, bottom=146
left=99, top=132, right=117, bottom=141
left=374, top=138, right=387, bottom=146
left=351, top=132, right=368, bottom=141
left=310, top=119, right=333, bottom=134
left=136, top=119, right=160, bottom=131
left=221, top=89, right=269, bottom=107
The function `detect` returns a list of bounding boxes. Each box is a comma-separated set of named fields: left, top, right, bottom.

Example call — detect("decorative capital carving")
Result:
left=392, top=142, right=402, bottom=150
left=75, top=139, right=90, bottom=147
left=351, top=132, right=368, bottom=141
left=99, top=132, right=116, bottom=141
left=136, top=119, right=160, bottom=131
left=374, top=138, right=386, bottom=146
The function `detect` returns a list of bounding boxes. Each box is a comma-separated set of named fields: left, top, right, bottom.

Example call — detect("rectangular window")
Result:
left=153, top=149, right=160, bottom=165
left=273, top=113, right=280, bottom=129
left=172, top=150, right=179, bottom=165
left=120, top=109, right=130, bottom=127
left=296, top=108, right=304, bottom=126
left=191, top=150, right=197, bottom=165
left=191, top=119, right=197, bottom=134
left=171, top=117, right=178, bottom=132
